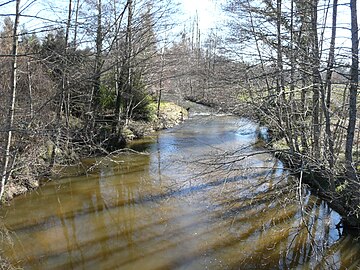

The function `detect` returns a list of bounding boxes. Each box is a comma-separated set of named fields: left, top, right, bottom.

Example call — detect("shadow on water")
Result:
left=1, top=115, right=360, bottom=269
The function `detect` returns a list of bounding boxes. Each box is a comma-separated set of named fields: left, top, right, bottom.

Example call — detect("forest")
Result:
left=0, top=0, right=359, bottom=236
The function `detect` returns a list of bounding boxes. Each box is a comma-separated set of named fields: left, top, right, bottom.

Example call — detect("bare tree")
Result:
left=311, top=0, right=321, bottom=159
left=322, top=0, right=338, bottom=190
left=345, top=0, right=359, bottom=180
left=0, top=0, right=20, bottom=200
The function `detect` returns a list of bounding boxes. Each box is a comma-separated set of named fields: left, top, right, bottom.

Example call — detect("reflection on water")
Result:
left=1, top=115, right=360, bottom=269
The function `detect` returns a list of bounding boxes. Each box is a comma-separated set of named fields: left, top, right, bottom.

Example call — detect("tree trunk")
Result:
left=276, top=0, right=295, bottom=152
left=345, top=0, right=359, bottom=180
left=50, top=0, right=72, bottom=167
left=322, top=0, right=338, bottom=190
left=157, top=49, right=164, bottom=118
left=246, top=0, right=271, bottom=96
left=89, top=0, right=103, bottom=130
left=73, top=0, right=80, bottom=47
left=124, top=0, right=133, bottom=126
left=113, top=1, right=129, bottom=132
left=311, top=0, right=321, bottom=159
left=0, top=0, right=20, bottom=201
left=276, top=0, right=284, bottom=97
left=64, top=0, right=72, bottom=144
left=27, top=60, right=34, bottom=120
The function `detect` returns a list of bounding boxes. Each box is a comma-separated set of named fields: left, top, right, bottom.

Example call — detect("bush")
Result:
left=128, top=73, right=156, bottom=121
left=100, top=84, right=115, bottom=111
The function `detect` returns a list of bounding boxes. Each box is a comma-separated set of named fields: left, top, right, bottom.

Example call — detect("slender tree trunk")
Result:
left=246, top=0, right=270, bottom=96
left=345, top=0, right=358, bottom=180
left=73, top=0, right=80, bottom=47
left=297, top=24, right=309, bottom=153
left=27, top=60, right=34, bottom=119
left=65, top=0, right=72, bottom=51
left=311, top=0, right=321, bottom=159
left=334, top=85, right=348, bottom=160
left=322, top=0, right=337, bottom=190
left=300, top=77, right=309, bottom=153
left=90, top=0, right=103, bottom=128
left=50, top=0, right=72, bottom=167
left=113, top=0, right=120, bottom=126
left=289, top=0, right=300, bottom=152
left=124, top=0, right=133, bottom=126
left=113, top=1, right=129, bottom=132
left=64, top=0, right=72, bottom=143
left=276, top=0, right=295, bottom=152
left=0, top=0, right=20, bottom=201
left=276, top=0, right=285, bottom=97
left=157, top=48, right=164, bottom=117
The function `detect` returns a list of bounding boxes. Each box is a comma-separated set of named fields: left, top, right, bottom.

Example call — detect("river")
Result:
left=1, top=113, right=360, bottom=269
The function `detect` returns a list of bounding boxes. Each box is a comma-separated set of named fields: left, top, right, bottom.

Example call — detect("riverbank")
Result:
left=274, top=149, right=360, bottom=232
left=0, top=100, right=189, bottom=269
left=185, top=95, right=360, bottom=233
left=1, top=101, right=188, bottom=203
left=0, top=100, right=188, bottom=269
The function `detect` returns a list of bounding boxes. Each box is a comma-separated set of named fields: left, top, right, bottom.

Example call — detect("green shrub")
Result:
left=100, top=84, right=115, bottom=111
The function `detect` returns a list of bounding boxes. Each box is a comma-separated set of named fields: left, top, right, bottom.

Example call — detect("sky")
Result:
left=0, top=0, right=226, bottom=39
left=179, top=0, right=226, bottom=33
left=0, top=0, right=355, bottom=58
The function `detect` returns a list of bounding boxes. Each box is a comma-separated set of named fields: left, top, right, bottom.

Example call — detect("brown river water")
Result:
left=1, top=114, right=360, bottom=269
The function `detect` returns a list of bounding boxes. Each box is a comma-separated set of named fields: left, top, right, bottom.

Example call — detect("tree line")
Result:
left=1, top=0, right=360, bottom=227
left=171, top=0, right=360, bottom=227
left=0, top=0, right=180, bottom=200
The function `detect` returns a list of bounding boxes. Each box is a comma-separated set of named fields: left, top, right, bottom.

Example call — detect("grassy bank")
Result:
left=122, top=101, right=188, bottom=140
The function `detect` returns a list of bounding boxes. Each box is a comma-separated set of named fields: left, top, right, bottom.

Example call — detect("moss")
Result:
left=124, top=101, right=188, bottom=141
left=237, top=93, right=251, bottom=103
left=100, top=84, right=116, bottom=110
left=272, top=138, right=289, bottom=150
left=121, top=127, right=135, bottom=141
left=67, top=115, right=83, bottom=129
left=143, top=100, right=158, bottom=122
left=336, top=180, right=349, bottom=193
left=45, top=140, right=55, bottom=161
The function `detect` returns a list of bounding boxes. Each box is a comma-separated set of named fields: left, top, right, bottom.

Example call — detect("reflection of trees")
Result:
left=56, top=191, right=85, bottom=269
left=285, top=195, right=348, bottom=269
left=3, top=120, right=360, bottom=269
left=188, top=142, right=351, bottom=269
left=98, top=155, right=150, bottom=257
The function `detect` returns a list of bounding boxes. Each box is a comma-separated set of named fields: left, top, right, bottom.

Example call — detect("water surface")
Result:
left=1, top=115, right=360, bottom=269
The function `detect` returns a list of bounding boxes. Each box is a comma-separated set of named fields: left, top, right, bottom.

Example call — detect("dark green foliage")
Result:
left=40, top=29, right=67, bottom=79
left=131, top=92, right=155, bottom=121
left=128, top=72, right=154, bottom=121
left=100, top=84, right=116, bottom=111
